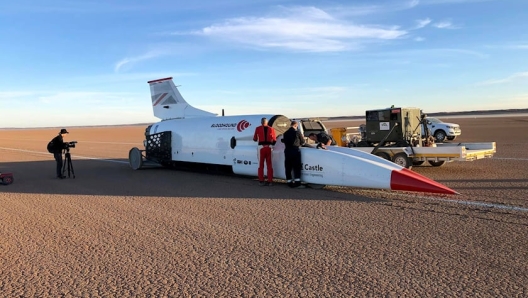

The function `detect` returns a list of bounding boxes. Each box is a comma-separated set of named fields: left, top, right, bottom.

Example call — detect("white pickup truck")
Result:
left=424, top=117, right=462, bottom=142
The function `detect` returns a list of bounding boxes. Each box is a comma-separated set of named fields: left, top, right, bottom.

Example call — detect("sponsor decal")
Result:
left=301, top=163, right=325, bottom=178
left=212, top=123, right=237, bottom=128
left=307, top=173, right=324, bottom=178
left=212, top=119, right=251, bottom=131
left=379, top=122, right=390, bottom=131
left=302, top=163, right=324, bottom=171
left=237, top=120, right=251, bottom=132
left=234, top=159, right=255, bottom=165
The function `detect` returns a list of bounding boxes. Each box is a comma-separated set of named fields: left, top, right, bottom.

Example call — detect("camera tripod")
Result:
left=62, top=148, right=76, bottom=178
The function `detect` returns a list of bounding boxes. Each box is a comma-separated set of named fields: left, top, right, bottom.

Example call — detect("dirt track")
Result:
left=0, top=117, right=527, bottom=297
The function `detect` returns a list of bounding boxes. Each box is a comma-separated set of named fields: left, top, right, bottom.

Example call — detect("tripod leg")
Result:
left=67, top=157, right=71, bottom=177
left=70, top=158, right=75, bottom=178
left=63, top=152, right=70, bottom=178
left=67, top=153, right=75, bottom=178
left=61, top=152, right=66, bottom=177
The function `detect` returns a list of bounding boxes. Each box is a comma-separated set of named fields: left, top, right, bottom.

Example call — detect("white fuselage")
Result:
left=147, top=114, right=402, bottom=189
left=149, top=114, right=284, bottom=165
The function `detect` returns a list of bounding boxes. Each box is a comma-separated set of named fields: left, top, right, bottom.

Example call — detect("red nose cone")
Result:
left=390, top=168, right=458, bottom=195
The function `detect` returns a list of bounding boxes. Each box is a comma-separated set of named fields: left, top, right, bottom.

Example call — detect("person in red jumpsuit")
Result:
left=253, top=117, right=277, bottom=186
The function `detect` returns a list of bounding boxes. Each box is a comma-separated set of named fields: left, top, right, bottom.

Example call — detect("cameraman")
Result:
left=51, top=128, right=69, bottom=179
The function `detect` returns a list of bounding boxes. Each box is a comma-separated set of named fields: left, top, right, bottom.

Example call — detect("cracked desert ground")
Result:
left=0, top=116, right=527, bottom=297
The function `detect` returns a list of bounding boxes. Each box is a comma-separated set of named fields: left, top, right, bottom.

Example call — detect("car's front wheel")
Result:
left=446, top=136, right=456, bottom=141
left=434, top=130, right=446, bottom=142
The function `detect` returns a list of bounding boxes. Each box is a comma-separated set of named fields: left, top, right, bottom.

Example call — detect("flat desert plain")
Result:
left=0, top=116, right=527, bottom=297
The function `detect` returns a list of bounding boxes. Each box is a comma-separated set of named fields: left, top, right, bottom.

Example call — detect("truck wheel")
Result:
left=392, top=153, right=412, bottom=169
left=428, top=160, right=446, bottom=167
left=434, top=130, right=446, bottom=143
left=413, top=160, right=425, bottom=166
left=375, top=152, right=391, bottom=161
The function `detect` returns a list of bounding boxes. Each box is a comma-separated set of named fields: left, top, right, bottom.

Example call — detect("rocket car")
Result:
left=128, top=77, right=457, bottom=195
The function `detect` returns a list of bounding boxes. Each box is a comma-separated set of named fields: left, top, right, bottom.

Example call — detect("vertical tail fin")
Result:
left=148, top=77, right=217, bottom=120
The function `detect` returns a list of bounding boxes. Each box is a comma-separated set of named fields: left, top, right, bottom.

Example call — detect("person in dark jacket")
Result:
left=51, top=128, right=68, bottom=179
left=253, top=118, right=277, bottom=186
left=281, top=121, right=306, bottom=188
left=308, top=132, right=334, bottom=149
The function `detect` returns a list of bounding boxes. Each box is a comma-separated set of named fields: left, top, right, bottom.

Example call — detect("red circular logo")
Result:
left=237, top=120, right=250, bottom=132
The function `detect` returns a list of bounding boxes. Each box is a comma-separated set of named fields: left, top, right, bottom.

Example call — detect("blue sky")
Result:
left=0, top=0, right=527, bottom=128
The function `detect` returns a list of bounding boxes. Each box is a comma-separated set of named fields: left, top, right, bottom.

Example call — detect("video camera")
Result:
left=63, top=141, right=78, bottom=149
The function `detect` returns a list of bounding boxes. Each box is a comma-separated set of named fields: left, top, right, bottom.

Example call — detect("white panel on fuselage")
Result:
left=149, top=114, right=280, bottom=166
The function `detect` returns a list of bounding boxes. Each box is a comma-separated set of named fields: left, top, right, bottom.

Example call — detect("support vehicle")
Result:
left=423, top=116, right=462, bottom=142
left=323, top=107, right=495, bottom=169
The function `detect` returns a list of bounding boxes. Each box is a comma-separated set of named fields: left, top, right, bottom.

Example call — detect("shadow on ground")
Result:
left=0, top=159, right=383, bottom=203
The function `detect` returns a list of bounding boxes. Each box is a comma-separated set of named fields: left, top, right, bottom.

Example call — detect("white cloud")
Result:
left=413, top=18, right=432, bottom=29
left=478, top=72, right=528, bottom=85
left=414, top=37, right=426, bottom=42
left=191, top=6, right=407, bottom=52
left=114, top=50, right=169, bottom=73
left=407, top=0, right=421, bottom=8
left=433, top=20, right=459, bottom=29
left=113, top=42, right=211, bottom=73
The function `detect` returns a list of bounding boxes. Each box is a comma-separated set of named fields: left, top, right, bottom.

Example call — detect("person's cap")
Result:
left=60, top=128, right=69, bottom=134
